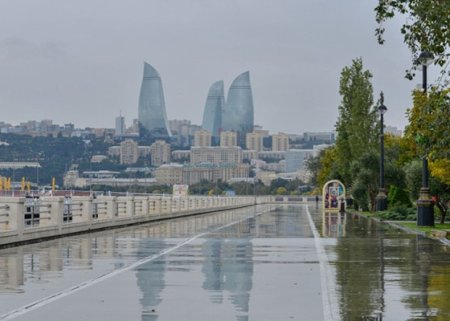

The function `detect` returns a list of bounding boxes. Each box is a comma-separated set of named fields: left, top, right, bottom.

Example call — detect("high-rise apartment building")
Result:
left=120, top=139, right=139, bottom=164
left=220, top=131, right=237, bottom=147
left=115, top=115, right=125, bottom=137
left=222, top=71, right=254, bottom=146
left=193, top=129, right=212, bottom=147
left=201, top=81, right=224, bottom=141
left=150, top=140, right=171, bottom=166
left=272, top=133, right=289, bottom=151
left=138, top=62, right=171, bottom=137
left=245, top=131, right=264, bottom=152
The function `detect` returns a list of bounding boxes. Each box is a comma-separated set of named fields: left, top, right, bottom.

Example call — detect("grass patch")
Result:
left=348, top=209, right=450, bottom=238
left=397, top=222, right=450, bottom=233
left=349, top=206, right=417, bottom=221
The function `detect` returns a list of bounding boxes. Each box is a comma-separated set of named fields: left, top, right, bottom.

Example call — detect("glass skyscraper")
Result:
left=222, top=71, right=254, bottom=146
left=201, top=80, right=224, bottom=141
left=138, top=62, right=171, bottom=137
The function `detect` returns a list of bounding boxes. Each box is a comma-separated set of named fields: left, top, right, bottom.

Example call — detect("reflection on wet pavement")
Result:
left=310, top=206, right=450, bottom=321
left=0, top=204, right=449, bottom=320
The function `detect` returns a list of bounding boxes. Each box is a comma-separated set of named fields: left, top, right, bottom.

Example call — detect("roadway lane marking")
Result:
left=305, top=205, right=339, bottom=321
left=0, top=206, right=271, bottom=321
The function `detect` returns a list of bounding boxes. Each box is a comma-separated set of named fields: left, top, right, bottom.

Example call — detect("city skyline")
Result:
left=0, top=1, right=439, bottom=133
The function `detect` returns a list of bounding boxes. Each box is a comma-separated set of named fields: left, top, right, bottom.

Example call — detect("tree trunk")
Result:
left=436, top=200, right=447, bottom=224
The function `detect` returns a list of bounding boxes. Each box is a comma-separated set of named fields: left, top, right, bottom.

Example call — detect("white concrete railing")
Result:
left=0, top=194, right=271, bottom=247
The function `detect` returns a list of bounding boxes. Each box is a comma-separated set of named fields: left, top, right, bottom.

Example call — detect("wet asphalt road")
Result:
left=1, top=204, right=450, bottom=321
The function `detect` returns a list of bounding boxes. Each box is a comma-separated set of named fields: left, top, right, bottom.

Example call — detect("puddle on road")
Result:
left=309, top=207, right=450, bottom=320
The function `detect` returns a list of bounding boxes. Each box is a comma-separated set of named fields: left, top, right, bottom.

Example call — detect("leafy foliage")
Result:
left=335, top=58, right=378, bottom=186
left=404, top=159, right=422, bottom=200
left=350, top=151, right=380, bottom=211
left=404, top=88, right=450, bottom=218
left=406, top=89, right=450, bottom=159
left=388, top=185, right=411, bottom=207
left=375, top=0, right=450, bottom=80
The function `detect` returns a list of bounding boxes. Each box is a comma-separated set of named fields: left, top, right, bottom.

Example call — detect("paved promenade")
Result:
left=0, top=204, right=449, bottom=320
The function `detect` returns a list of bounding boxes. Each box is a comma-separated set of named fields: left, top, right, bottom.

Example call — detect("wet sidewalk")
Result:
left=313, top=206, right=450, bottom=320
left=0, top=205, right=449, bottom=320
left=0, top=205, right=325, bottom=321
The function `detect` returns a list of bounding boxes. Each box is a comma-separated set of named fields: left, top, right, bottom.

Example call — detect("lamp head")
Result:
left=378, top=92, right=387, bottom=115
left=418, top=51, right=434, bottom=66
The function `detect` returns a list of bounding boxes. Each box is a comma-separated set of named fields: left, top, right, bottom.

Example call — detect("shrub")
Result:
left=378, top=206, right=416, bottom=221
left=388, top=185, right=411, bottom=207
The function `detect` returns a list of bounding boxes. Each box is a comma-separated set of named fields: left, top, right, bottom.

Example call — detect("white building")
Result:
left=190, top=146, right=243, bottom=164
left=120, top=139, right=139, bottom=164
left=150, top=140, right=171, bottom=166
left=272, top=133, right=289, bottom=151
left=246, top=131, right=264, bottom=152
left=154, top=163, right=249, bottom=185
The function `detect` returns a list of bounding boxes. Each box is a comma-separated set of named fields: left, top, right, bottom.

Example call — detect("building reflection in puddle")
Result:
left=0, top=207, right=256, bottom=296
left=136, top=240, right=167, bottom=321
left=202, top=238, right=253, bottom=321
left=331, top=213, right=450, bottom=320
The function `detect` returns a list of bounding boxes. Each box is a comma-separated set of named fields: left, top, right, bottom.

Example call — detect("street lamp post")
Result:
left=416, top=51, right=434, bottom=226
left=376, top=92, right=388, bottom=211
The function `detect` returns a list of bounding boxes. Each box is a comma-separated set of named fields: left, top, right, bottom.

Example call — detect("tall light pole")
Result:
left=376, top=92, right=388, bottom=211
left=416, top=51, right=434, bottom=226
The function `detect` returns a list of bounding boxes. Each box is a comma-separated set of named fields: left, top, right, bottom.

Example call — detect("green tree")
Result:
left=317, top=147, right=341, bottom=188
left=405, top=88, right=450, bottom=221
left=375, top=0, right=450, bottom=79
left=404, top=159, right=422, bottom=201
left=406, top=89, right=450, bottom=160
left=350, top=151, right=380, bottom=211
left=335, top=58, right=378, bottom=186
left=275, top=187, right=287, bottom=195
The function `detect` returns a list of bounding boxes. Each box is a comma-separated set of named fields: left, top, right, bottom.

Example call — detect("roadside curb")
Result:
left=383, top=220, right=426, bottom=236
left=350, top=211, right=449, bottom=247
left=384, top=221, right=450, bottom=247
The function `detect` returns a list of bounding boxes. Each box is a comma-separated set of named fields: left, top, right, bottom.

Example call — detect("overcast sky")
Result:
left=0, top=0, right=438, bottom=134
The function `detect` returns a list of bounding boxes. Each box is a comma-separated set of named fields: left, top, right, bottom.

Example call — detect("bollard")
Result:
left=339, top=199, right=346, bottom=213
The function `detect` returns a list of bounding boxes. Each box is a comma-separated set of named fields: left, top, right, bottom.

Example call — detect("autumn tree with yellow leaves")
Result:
left=405, top=88, right=450, bottom=222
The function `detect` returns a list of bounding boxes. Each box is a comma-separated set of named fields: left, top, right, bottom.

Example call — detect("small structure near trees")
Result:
left=322, top=180, right=346, bottom=212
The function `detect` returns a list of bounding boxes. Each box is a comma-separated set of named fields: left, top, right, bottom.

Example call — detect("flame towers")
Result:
left=222, top=71, right=254, bottom=145
left=202, top=71, right=254, bottom=146
left=201, top=80, right=224, bottom=141
left=137, top=63, right=254, bottom=145
left=138, top=62, right=171, bottom=138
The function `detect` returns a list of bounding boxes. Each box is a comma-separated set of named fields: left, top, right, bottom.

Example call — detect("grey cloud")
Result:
left=0, top=37, right=67, bottom=62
